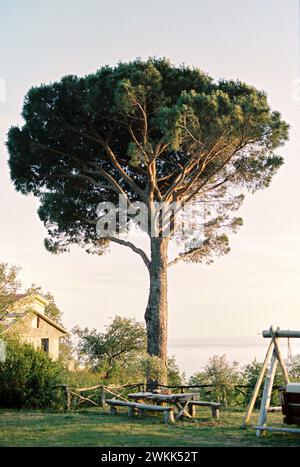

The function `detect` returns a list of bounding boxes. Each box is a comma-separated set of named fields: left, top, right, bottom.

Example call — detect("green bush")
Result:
left=189, top=355, right=243, bottom=407
left=0, top=338, right=67, bottom=409
left=242, top=358, right=285, bottom=407
left=65, top=369, right=104, bottom=389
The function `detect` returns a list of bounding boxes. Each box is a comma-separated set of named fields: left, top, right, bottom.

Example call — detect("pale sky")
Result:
left=0, top=0, right=300, bottom=347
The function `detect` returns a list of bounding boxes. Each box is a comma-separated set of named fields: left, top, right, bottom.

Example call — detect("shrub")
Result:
left=189, top=355, right=243, bottom=406
left=65, top=369, right=104, bottom=389
left=0, top=338, right=67, bottom=409
left=242, top=358, right=285, bottom=407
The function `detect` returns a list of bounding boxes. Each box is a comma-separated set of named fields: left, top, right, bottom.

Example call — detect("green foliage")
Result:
left=0, top=263, right=21, bottom=318
left=167, top=355, right=184, bottom=386
left=0, top=338, right=67, bottom=409
left=289, top=355, right=300, bottom=380
left=189, top=355, right=242, bottom=406
left=65, top=369, right=104, bottom=389
left=7, top=58, right=289, bottom=261
left=73, top=317, right=182, bottom=385
left=25, top=284, right=63, bottom=323
left=242, top=358, right=285, bottom=407
left=73, top=316, right=146, bottom=378
left=139, top=355, right=166, bottom=385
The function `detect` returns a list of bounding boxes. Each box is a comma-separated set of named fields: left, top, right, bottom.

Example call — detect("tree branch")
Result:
left=56, top=116, right=146, bottom=200
left=108, top=236, right=150, bottom=270
left=167, top=248, right=201, bottom=267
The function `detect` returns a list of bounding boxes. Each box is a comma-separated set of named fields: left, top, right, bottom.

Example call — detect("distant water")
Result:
left=168, top=337, right=300, bottom=377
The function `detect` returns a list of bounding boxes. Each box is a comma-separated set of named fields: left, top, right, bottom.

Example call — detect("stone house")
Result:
left=0, top=294, right=67, bottom=360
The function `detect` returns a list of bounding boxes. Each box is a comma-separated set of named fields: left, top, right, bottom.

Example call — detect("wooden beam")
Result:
left=164, top=410, right=175, bottom=424
left=272, top=336, right=290, bottom=385
left=212, top=407, right=220, bottom=420
left=189, top=401, right=221, bottom=408
left=267, top=406, right=282, bottom=413
left=61, top=385, right=71, bottom=413
left=263, top=330, right=300, bottom=338
left=175, top=401, right=192, bottom=420
left=242, top=339, right=274, bottom=427
left=256, top=349, right=278, bottom=437
left=255, top=426, right=300, bottom=434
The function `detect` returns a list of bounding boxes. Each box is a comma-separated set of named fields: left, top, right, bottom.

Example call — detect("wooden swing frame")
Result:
left=242, top=326, right=300, bottom=436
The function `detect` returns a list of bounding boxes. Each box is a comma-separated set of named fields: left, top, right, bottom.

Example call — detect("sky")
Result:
left=0, top=1, right=300, bottom=354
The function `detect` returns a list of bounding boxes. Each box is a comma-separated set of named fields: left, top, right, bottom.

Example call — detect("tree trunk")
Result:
left=145, top=236, right=169, bottom=387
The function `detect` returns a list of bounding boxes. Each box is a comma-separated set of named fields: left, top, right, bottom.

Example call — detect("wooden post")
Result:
left=212, top=407, right=220, bottom=420
left=100, top=386, right=106, bottom=408
left=242, top=339, right=274, bottom=427
left=256, top=349, right=278, bottom=437
left=62, top=385, right=71, bottom=413
left=110, top=405, right=117, bottom=415
left=222, top=388, right=228, bottom=408
left=187, top=403, right=196, bottom=418
left=164, top=410, right=175, bottom=424
left=72, top=394, right=78, bottom=411
left=272, top=336, right=290, bottom=385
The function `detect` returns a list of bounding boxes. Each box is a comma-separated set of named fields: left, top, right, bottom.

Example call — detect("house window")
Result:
left=32, top=316, right=40, bottom=328
left=41, top=338, right=49, bottom=353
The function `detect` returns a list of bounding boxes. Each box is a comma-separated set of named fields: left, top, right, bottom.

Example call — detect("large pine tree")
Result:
left=7, top=58, right=289, bottom=383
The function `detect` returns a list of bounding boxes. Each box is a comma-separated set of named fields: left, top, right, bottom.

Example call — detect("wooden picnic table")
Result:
left=127, top=392, right=199, bottom=420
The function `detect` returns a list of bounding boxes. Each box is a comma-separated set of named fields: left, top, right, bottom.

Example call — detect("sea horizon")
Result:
left=168, top=336, right=300, bottom=378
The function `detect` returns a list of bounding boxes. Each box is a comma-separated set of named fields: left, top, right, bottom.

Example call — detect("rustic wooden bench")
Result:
left=106, top=399, right=175, bottom=423
left=187, top=401, right=221, bottom=419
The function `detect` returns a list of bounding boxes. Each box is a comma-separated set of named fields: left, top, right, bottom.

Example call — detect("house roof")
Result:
left=31, top=309, right=67, bottom=334
left=0, top=294, right=67, bottom=335
left=12, top=293, right=49, bottom=307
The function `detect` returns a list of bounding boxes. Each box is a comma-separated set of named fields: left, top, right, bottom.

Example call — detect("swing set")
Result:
left=242, top=326, right=300, bottom=436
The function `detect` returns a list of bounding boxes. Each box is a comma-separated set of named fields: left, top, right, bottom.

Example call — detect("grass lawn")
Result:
left=0, top=407, right=300, bottom=447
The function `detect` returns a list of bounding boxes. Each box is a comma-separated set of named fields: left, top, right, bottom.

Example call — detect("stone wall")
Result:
left=13, top=313, right=65, bottom=360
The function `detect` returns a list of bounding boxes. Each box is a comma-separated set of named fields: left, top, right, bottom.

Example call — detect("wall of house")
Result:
left=15, top=314, right=64, bottom=360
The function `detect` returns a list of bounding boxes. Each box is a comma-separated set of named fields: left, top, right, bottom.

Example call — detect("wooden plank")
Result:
left=256, top=349, right=278, bottom=437
left=146, top=393, right=199, bottom=403
left=128, top=392, right=199, bottom=402
left=242, top=339, right=274, bottom=427
left=263, top=330, right=300, bottom=338
left=189, top=401, right=221, bottom=408
left=106, top=399, right=136, bottom=408
left=255, top=425, right=300, bottom=434
left=106, top=399, right=174, bottom=413
left=127, top=392, right=154, bottom=399
left=134, top=402, right=173, bottom=412
left=267, top=406, right=282, bottom=413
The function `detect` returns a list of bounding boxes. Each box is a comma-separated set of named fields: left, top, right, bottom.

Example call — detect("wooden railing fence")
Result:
left=55, top=382, right=281, bottom=412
